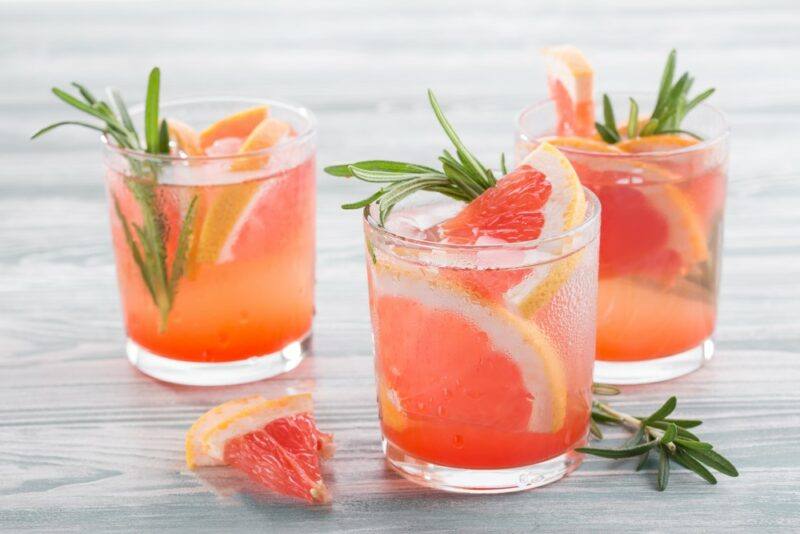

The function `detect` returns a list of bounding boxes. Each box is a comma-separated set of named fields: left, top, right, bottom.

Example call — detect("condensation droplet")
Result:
left=452, top=435, right=464, bottom=449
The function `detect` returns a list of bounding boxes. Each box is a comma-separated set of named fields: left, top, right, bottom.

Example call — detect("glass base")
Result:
left=382, top=438, right=583, bottom=494
left=126, top=332, right=310, bottom=386
left=593, top=338, right=714, bottom=385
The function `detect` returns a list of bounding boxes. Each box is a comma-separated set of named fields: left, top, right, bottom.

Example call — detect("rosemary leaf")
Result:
left=657, top=446, right=670, bottom=491
left=31, top=121, right=107, bottom=140
left=643, top=396, right=677, bottom=424
left=168, top=196, right=198, bottom=293
left=341, top=189, right=385, bottom=210
left=685, top=448, right=739, bottom=477
left=577, top=441, right=656, bottom=459
left=636, top=449, right=651, bottom=471
left=427, top=89, right=494, bottom=188
left=109, top=88, right=139, bottom=144
left=113, top=196, right=156, bottom=301
left=71, top=82, right=98, bottom=105
left=158, top=119, right=170, bottom=154
left=325, top=160, right=438, bottom=177
left=590, top=418, right=603, bottom=440
left=602, top=94, right=620, bottom=140
left=674, top=438, right=713, bottom=451
left=144, top=67, right=161, bottom=154
left=595, top=122, right=620, bottom=144
left=653, top=49, right=677, bottom=116
left=627, top=98, right=639, bottom=139
left=672, top=449, right=717, bottom=484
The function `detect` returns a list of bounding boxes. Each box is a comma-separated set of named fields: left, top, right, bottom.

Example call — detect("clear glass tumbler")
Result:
left=363, top=191, right=600, bottom=493
left=103, top=98, right=316, bottom=385
left=516, top=94, right=729, bottom=384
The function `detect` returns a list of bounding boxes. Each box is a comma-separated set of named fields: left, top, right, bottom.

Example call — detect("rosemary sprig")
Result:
left=324, top=90, right=496, bottom=224
left=582, top=384, right=739, bottom=491
left=32, top=68, right=198, bottom=332
left=595, top=49, right=715, bottom=143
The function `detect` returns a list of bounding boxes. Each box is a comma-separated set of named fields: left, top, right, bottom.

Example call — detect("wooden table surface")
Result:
left=2, top=1, right=799, bottom=531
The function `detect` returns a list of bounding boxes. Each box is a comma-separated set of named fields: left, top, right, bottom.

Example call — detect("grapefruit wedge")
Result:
left=167, top=119, right=203, bottom=156
left=425, top=143, right=588, bottom=317
left=186, top=393, right=334, bottom=504
left=199, top=105, right=269, bottom=150
left=372, top=261, right=567, bottom=435
left=192, top=117, right=293, bottom=265
left=542, top=45, right=595, bottom=137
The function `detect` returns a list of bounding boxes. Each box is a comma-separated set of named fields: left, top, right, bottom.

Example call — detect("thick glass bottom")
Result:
left=382, top=438, right=583, bottom=493
left=593, top=337, right=714, bottom=385
left=126, top=332, right=310, bottom=386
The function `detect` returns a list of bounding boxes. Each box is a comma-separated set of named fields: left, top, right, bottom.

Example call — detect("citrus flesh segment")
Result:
left=372, top=262, right=583, bottom=469
left=426, top=165, right=551, bottom=244
left=167, top=119, right=203, bottom=156
left=542, top=45, right=595, bottom=137
left=199, top=105, right=269, bottom=150
left=200, top=393, right=324, bottom=461
left=223, top=413, right=332, bottom=504
left=596, top=276, right=715, bottom=361
left=230, top=118, right=292, bottom=171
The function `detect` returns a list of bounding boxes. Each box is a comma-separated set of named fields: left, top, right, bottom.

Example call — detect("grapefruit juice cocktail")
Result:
left=328, top=93, right=601, bottom=492
left=34, top=73, right=316, bottom=386
left=517, top=47, right=729, bottom=384
left=104, top=98, right=316, bottom=385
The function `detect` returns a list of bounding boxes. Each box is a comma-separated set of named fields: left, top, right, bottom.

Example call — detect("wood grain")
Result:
left=1, top=0, right=799, bottom=531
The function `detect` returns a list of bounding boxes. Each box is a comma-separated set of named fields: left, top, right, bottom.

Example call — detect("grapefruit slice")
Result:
left=542, top=45, right=595, bottom=137
left=187, top=393, right=334, bottom=504
left=542, top=136, right=624, bottom=155
left=425, top=143, right=588, bottom=317
left=428, top=143, right=585, bottom=244
left=585, top=159, right=709, bottom=282
left=192, top=118, right=292, bottom=264
left=199, top=105, right=269, bottom=150
left=185, top=395, right=265, bottom=468
left=167, top=119, right=203, bottom=156
left=230, top=118, right=292, bottom=172
left=373, top=261, right=567, bottom=435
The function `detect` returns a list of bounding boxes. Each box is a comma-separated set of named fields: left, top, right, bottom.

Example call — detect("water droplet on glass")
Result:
left=452, top=435, right=464, bottom=449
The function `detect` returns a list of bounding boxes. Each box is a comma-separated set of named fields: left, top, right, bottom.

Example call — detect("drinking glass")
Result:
left=363, top=191, right=600, bottom=492
left=516, top=94, right=729, bottom=384
left=104, top=98, right=316, bottom=385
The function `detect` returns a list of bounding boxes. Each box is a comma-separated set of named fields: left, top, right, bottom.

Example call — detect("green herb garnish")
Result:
left=324, top=90, right=497, bottom=224
left=33, top=68, right=198, bottom=331
left=595, top=49, right=715, bottom=143
left=582, top=384, right=739, bottom=491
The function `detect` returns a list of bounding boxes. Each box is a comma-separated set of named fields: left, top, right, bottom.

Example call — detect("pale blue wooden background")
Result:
left=1, top=1, right=799, bottom=531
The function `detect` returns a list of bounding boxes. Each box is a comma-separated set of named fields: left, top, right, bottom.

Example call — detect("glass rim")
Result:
left=363, top=186, right=601, bottom=253
left=101, top=96, right=316, bottom=162
left=515, top=92, right=730, bottom=158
